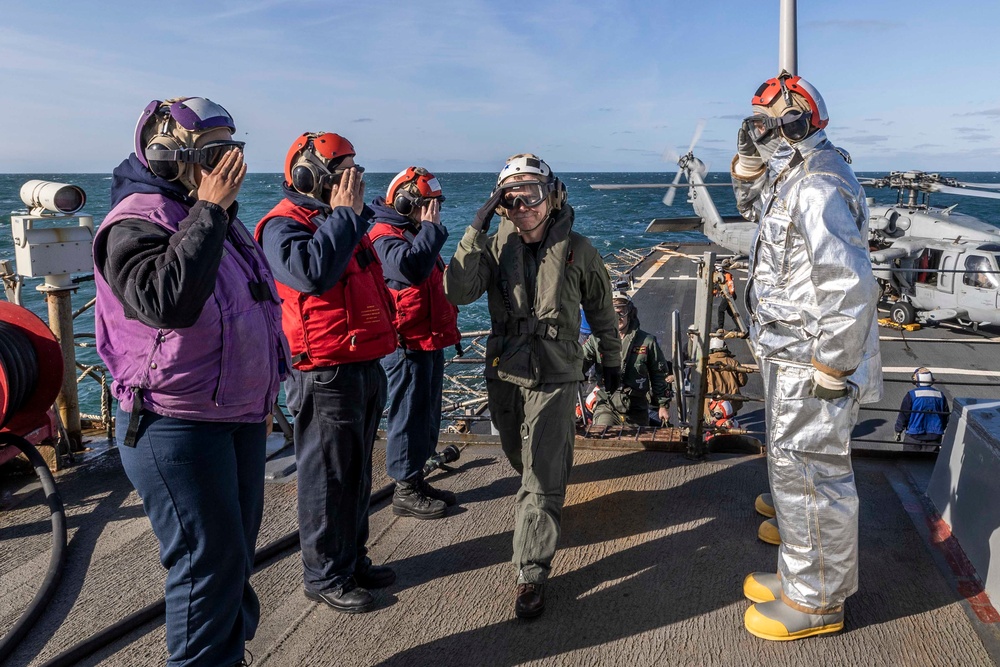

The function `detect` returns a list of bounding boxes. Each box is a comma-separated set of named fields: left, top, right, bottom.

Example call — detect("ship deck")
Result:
left=2, top=244, right=1000, bottom=666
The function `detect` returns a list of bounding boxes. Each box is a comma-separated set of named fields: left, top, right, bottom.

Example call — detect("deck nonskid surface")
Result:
left=2, top=444, right=995, bottom=666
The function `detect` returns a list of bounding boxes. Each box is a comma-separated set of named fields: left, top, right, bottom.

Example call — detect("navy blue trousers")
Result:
left=381, top=347, right=444, bottom=481
left=117, top=409, right=265, bottom=667
left=285, top=360, right=386, bottom=592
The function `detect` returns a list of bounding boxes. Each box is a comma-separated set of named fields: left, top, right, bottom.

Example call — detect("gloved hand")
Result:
left=470, top=188, right=505, bottom=233
left=734, top=127, right=764, bottom=177
left=602, top=366, right=622, bottom=395
left=811, top=369, right=849, bottom=401
left=894, top=431, right=903, bottom=442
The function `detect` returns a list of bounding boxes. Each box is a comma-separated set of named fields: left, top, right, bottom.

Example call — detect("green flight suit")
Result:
left=444, top=204, right=618, bottom=584
left=582, top=324, right=672, bottom=426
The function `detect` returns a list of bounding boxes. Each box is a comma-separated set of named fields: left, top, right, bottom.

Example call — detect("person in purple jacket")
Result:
left=94, top=97, right=288, bottom=667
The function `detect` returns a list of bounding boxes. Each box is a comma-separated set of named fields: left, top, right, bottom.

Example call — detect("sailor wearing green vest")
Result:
left=444, top=153, right=619, bottom=620
left=582, top=290, right=673, bottom=426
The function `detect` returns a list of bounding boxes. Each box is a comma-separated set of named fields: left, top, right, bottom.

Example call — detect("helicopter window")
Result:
left=963, top=255, right=999, bottom=290
left=915, top=249, right=942, bottom=286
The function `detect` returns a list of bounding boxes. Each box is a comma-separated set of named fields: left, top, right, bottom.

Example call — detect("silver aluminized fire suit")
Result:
left=732, top=130, right=882, bottom=612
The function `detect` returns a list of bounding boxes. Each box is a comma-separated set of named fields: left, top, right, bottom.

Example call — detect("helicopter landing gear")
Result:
left=890, top=302, right=916, bottom=325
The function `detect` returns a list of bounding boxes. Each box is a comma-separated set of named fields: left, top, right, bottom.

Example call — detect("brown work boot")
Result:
left=515, top=583, right=545, bottom=619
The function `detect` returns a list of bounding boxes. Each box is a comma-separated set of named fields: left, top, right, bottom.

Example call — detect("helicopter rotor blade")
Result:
left=687, top=119, right=706, bottom=154
left=663, top=169, right=684, bottom=206
left=956, top=181, right=1000, bottom=190
left=930, top=184, right=1000, bottom=200
left=663, top=147, right=680, bottom=163
left=590, top=183, right=732, bottom=190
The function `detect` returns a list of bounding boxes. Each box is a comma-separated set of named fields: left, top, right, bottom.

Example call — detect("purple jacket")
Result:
left=95, top=192, right=288, bottom=423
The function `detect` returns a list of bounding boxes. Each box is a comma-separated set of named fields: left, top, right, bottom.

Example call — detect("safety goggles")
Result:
left=741, top=109, right=812, bottom=143
left=498, top=179, right=553, bottom=209
left=145, top=140, right=246, bottom=171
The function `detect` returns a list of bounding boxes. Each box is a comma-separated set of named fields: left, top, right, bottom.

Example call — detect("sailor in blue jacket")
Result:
left=895, top=368, right=950, bottom=444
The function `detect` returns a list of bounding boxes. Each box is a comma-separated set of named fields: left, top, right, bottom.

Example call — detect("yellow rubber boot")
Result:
left=755, top=492, right=775, bottom=518
left=743, top=572, right=781, bottom=603
left=745, top=599, right=844, bottom=641
left=758, top=517, right=781, bottom=545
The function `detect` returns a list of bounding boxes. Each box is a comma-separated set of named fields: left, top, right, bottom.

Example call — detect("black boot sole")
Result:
left=304, top=589, right=376, bottom=614
left=392, top=505, right=447, bottom=520
left=515, top=605, right=545, bottom=619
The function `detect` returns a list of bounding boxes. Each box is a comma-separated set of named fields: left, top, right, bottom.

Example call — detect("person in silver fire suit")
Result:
left=729, top=74, right=883, bottom=641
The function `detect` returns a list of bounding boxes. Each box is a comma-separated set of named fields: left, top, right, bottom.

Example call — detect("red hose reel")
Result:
left=0, top=301, right=64, bottom=437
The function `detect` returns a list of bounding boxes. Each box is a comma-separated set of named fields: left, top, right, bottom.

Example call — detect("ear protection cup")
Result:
left=145, top=134, right=185, bottom=183
left=393, top=190, right=416, bottom=216
left=291, top=159, right=324, bottom=198
left=549, top=177, right=567, bottom=210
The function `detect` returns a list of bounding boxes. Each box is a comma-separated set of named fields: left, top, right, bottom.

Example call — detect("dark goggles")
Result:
left=498, top=179, right=553, bottom=209
left=332, top=164, right=366, bottom=179
left=146, top=140, right=245, bottom=172
left=741, top=109, right=811, bottom=142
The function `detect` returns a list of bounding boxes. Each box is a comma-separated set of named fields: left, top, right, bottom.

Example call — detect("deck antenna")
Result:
left=779, top=0, right=797, bottom=76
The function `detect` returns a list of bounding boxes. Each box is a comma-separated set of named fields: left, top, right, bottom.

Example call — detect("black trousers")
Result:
left=285, top=360, right=387, bottom=592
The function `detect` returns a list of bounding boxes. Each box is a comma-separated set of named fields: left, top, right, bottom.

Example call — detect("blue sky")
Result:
left=2, top=0, right=999, bottom=173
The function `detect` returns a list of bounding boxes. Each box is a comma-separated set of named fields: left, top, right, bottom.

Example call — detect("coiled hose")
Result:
left=0, top=324, right=68, bottom=664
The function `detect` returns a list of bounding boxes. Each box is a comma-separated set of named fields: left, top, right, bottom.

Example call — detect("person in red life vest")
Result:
left=95, top=98, right=288, bottom=666
left=705, top=399, right=739, bottom=442
left=369, top=167, right=461, bottom=519
left=254, top=132, right=397, bottom=614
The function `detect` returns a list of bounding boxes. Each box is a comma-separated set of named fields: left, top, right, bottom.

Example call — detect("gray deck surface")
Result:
left=3, top=245, right=1000, bottom=666
left=2, top=444, right=999, bottom=666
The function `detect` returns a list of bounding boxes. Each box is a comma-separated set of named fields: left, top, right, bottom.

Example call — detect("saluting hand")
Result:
left=198, top=148, right=246, bottom=211
left=329, top=167, right=366, bottom=216
left=420, top=198, right=441, bottom=225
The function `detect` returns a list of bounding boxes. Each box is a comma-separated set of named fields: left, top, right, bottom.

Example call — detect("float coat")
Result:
left=95, top=192, right=286, bottom=423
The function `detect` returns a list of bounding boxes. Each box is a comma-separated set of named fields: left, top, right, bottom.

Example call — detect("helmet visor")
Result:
left=498, top=180, right=552, bottom=209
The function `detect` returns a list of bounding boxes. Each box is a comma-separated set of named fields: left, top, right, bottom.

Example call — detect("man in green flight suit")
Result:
left=444, top=153, right=619, bottom=620
left=582, top=290, right=673, bottom=426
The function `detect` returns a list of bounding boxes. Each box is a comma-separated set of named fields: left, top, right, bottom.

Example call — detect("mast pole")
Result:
left=779, top=0, right=798, bottom=75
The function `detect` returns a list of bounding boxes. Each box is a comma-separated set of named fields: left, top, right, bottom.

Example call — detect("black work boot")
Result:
left=420, top=476, right=457, bottom=506
left=515, top=583, right=545, bottom=619
left=304, top=580, right=375, bottom=614
left=392, top=477, right=447, bottom=519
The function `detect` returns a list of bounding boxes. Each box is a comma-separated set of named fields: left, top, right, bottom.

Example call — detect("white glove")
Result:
left=812, top=369, right=849, bottom=400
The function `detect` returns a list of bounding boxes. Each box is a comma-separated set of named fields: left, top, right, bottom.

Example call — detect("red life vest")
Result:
left=254, top=200, right=397, bottom=369
left=368, top=222, right=461, bottom=351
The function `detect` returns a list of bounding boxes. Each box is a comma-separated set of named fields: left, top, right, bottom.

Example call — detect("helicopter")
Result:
left=591, top=151, right=1000, bottom=329
left=862, top=171, right=1000, bottom=327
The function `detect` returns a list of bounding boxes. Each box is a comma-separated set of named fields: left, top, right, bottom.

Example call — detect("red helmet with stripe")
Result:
left=752, top=75, right=829, bottom=131
left=283, top=132, right=355, bottom=185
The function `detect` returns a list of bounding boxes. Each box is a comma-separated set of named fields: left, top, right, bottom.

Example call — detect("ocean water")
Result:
left=3, top=169, right=1000, bottom=414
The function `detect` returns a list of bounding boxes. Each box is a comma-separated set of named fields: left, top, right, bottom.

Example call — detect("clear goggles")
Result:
left=741, top=109, right=811, bottom=142
left=146, top=140, right=245, bottom=172
left=498, top=179, right=553, bottom=209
